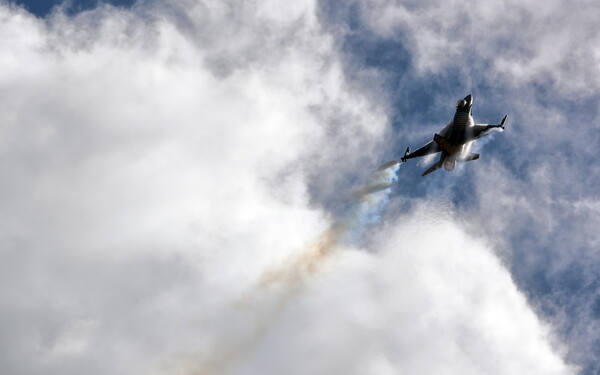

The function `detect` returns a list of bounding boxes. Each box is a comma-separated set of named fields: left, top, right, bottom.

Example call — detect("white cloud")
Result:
left=352, top=0, right=600, bottom=94
left=231, top=210, right=573, bottom=375
left=0, top=1, right=575, bottom=374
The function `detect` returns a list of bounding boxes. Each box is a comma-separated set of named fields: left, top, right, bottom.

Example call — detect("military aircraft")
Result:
left=400, top=94, right=507, bottom=176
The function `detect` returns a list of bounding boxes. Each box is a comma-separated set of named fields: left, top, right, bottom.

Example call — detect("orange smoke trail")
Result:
left=155, top=225, right=347, bottom=375
left=254, top=223, right=345, bottom=290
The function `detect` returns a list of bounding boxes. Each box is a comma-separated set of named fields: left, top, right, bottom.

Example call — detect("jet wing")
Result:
left=403, top=121, right=452, bottom=161
left=467, top=115, right=507, bottom=141
left=438, top=121, right=453, bottom=138
left=467, top=124, right=503, bottom=141
left=403, top=140, right=441, bottom=160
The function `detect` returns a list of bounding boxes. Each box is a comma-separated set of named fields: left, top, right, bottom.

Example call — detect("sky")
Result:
left=1, top=0, right=599, bottom=374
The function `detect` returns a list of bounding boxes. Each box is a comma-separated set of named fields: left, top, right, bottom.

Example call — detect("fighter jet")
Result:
left=400, top=94, right=507, bottom=176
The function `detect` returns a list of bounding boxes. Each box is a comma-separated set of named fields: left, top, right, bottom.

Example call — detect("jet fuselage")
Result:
left=437, top=94, right=475, bottom=171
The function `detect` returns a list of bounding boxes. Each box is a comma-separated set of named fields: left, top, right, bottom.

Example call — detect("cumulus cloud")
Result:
left=217, top=209, right=574, bottom=375
left=350, top=0, right=600, bottom=94
left=0, top=1, right=576, bottom=374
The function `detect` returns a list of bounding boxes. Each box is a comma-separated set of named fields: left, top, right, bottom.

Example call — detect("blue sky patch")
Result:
left=11, top=0, right=134, bottom=17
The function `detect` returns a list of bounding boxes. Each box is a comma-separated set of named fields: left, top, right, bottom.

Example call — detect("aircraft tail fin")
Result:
left=422, top=160, right=443, bottom=176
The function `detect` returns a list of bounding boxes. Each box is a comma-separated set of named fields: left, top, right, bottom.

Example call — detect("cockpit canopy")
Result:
left=455, top=94, right=473, bottom=113
left=456, top=99, right=467, bottom=109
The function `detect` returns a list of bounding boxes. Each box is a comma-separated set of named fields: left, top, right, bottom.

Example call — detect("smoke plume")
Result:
left=161, top=163, right=402, bottom=374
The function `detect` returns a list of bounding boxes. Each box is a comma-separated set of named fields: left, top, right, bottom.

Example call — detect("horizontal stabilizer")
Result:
left=422, top=160, right=443, bottom=176
left=461, top=152, right=480, bottom=162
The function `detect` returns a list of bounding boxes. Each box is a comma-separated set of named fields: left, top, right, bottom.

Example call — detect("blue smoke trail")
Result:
left=340, top=162, right=400, bottom=245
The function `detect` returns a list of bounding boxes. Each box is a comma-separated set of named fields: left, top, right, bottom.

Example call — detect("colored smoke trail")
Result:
left=162, top=163, right=401, bottom=375
left=251, top=162, right=401, bottom=298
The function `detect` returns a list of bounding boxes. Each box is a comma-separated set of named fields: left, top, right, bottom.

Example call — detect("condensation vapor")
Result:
left=162, top=163, right=401, bottom=375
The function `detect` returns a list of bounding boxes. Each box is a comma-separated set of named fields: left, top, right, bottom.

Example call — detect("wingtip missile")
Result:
left=401, top=147, right=410, bottom=162
left=501, top=115, right=508, bottom=129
